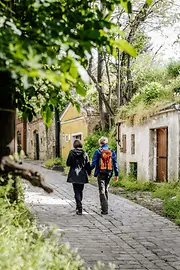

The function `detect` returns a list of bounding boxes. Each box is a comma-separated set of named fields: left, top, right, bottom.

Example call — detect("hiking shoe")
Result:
left=101, top=211, right=108, bottom=215
left=76, top=209, right=82, bottom=215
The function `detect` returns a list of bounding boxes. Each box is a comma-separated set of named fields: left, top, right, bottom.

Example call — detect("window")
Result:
left=122, top=134, right=126, bottom=153
left=17, top=131, right=21, bottom=145
left=65, top=134, right=69, bottom=142
left=62, top=133, right=65, bottom=148
left=131, top=134, right=135, bottom=154
left=130, top=162, right=137, bottom=179
left=74, top=134, right=82, bottom=140
left=72, top=133, right=82, bottom=145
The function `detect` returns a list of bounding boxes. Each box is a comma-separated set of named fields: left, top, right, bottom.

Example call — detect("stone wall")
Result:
left=27, top=117, right=56, bottom=160
left=117, top=109, right=180, bottom=182
left=16, top=118, right=27, bottom=154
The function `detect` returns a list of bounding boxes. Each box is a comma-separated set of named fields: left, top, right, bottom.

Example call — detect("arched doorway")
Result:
left=17, top=131, right=22, bottom=153
left=33, top=130, right=40, bottom=160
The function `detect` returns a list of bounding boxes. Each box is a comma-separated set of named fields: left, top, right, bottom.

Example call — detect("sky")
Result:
left=148, top=25, right=180, bottom=61
left=147, top=0, right=180, bottom=62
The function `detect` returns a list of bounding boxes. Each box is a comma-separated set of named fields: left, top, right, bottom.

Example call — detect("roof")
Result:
left=59, top=103, right=98, bottom=121
left=116, top=103, right=180, bottom=124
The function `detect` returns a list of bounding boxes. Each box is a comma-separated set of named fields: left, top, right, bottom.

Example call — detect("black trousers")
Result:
left=73, top=183, right=84, bottom=211
left=97, top=173, right=110, bottom=213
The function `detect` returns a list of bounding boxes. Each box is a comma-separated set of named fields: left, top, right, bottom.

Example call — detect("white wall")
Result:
left=117, top=109, right=180, bottom=182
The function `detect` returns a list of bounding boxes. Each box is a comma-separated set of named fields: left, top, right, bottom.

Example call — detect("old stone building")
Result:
left=16, top=118, right=27, bottom=154
left=116, top=104, right=180, bottom=182
left=26, top=116, right=56, bottom=160
left=16, top=103, right=99, bottom=160
left=16, top=116, right=56, bottom=160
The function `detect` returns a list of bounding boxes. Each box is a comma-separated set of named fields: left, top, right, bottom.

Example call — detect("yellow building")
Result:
left=60, top=103, right=98, bottom=159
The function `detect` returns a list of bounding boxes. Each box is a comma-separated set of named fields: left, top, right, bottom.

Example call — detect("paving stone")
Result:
left=24, top=162, right=180, bottom=270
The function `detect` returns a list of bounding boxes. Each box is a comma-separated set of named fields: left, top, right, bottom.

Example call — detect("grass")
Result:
left=110, top=172, right=180, bottom=225
left=116, top=78, right=180, bottom=124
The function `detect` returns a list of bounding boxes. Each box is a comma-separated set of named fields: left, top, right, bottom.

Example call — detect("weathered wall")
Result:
left=117, top=109, right=180, bottom=182
left=16, top=118, right=27, bottom=154
left=61, top=117, right=88, bottom=159
left=60, top=104, right=99, bottom=159
left=27, top=117, right=55, bottom=160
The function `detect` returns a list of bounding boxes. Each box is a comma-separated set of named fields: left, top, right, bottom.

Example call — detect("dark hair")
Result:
left=73, top=139, right=83, bottom=148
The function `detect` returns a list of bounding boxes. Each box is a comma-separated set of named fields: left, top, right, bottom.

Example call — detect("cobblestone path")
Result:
left=24, top=163, right=180, bottom=270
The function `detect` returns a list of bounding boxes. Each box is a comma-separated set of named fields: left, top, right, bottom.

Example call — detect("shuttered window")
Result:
left=122, top=134, right=126, bottom=153
left=131, top=134, right=135, bottom=154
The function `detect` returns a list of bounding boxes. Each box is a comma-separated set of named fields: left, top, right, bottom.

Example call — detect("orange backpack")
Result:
left=99, top=148, right=113, bottom=172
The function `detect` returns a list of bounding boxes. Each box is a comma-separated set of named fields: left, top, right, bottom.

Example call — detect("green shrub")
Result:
left=45, top=157, right=65, bottom=168
left=0, top=179, right=115, bottom=270
left=142, top=82, right=164, bottom=105
left=163, top=195, right=180, bottom=225
left=110, top=172, right=156, bottom=192
left=84, top=129, right=117, bottom=160
left=167, top=61, right=180, bottom=78
left=83, top=131, right=103, bottom=159
left=152, top=183, right=179, bottom=200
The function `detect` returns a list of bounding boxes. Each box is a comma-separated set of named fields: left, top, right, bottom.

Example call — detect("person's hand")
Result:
left=114, top=176, right=118, bottom=182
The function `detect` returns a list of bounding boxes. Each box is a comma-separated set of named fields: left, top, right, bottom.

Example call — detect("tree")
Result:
left=99, top=0, right=179, bottom=113
left=0, top=0, right=140, bottom=192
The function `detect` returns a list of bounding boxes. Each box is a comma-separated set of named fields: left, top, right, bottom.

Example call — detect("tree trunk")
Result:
left=0, top=71, right=53, bottom=194
left=104, top=54, right=112, bottom=129
left=119, top=2, right=150, bottom=105
left=97, top=52, right=106, bottom=130
left=116, top=48, right=121, bottom=106
left=0, top=71, right=16, bottom=160
left=0, top=71, right=17, bottom=201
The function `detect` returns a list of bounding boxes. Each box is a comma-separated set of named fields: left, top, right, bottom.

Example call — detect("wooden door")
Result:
left=33, top=131, right=40, bottom=160
left=157, top=128, right=168, bottom=182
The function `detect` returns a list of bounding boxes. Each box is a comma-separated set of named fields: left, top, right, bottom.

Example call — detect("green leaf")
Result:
left=75, top=102, right=81, bottom=113
left=120, top=0, right=132, bottom=13
left=76, top=83, right=86, bottom=96
left=146, top=0, right=153, bottom=5
left=42, top=106, right=53, bottom=127
left=115, top=39, right=137, bottom=57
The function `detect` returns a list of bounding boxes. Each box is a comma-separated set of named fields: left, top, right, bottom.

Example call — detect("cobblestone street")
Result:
left=24, top=163, right=180, bottom=270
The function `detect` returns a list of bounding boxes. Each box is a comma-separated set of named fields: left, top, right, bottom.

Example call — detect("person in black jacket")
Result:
left=66, top=139, right=91, bottom=215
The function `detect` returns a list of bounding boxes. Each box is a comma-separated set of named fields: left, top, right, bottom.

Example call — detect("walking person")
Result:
left=66, top=139, right=91, bottom=215
left=90, top=136, right=118, bottom=215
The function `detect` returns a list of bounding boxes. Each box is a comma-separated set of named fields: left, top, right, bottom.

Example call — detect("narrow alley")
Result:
left=24, top=163, right=180, bottom=270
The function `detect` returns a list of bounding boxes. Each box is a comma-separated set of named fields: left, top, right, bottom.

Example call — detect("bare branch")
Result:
left=87, top=71, right=114, bottom=116
left=0, top=156, right=53, bottom=193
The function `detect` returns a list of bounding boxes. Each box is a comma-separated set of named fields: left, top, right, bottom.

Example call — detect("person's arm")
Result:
left=90, top=150, right=99, bottom=170
left=112, top=150, right=119, bottom=181
left=85, top=153, right=91, bottom=175
left=66, top=151, right=73, bottom=167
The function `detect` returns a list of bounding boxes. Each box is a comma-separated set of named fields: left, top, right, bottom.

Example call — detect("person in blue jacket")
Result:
left=90, top=136, right=118, bottom=215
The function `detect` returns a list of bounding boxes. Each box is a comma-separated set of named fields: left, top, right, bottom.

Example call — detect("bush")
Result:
left=84, top=129, right=117, bottom=160
left=142, top=82, right=164, bottom=105
left=167, top=61, right=180, bottom=78
left=110, top=172, right=156, bottom=192
left=152, top=183, right=179, bottom=200
left=164, top=195, right=180, bottom=225
left=83, top=131, right=103, bottom=159
left=0, top=178, right=115, bottom=270
left=45, top=157, right=65, bottom=169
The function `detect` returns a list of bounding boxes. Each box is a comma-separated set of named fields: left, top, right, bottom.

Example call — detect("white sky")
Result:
left=147, top=0, right=180, bottom=62
left=148, top=25, right=180, bottom=61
